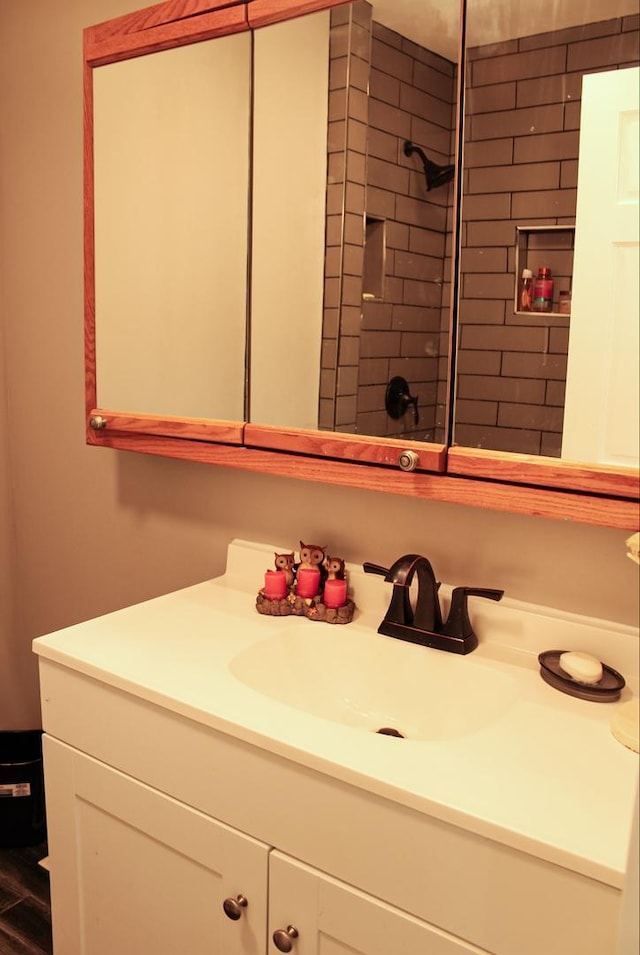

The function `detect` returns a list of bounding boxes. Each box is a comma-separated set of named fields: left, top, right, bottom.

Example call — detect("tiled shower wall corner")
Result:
left=320, top=2, right=457, bottom=441
left=357, top=22, right=456, bottom=442
left=456, top=14, right=640, bottom=457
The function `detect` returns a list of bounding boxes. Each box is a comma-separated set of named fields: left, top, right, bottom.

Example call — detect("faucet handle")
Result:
left=440, top=587, right=504, bottom=643
left=363, top=562, right=390, bottom=578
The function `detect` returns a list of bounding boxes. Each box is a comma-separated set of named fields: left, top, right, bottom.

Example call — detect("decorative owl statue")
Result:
left=274, top=552, right=295, bottom=587
left=298, top=541, right=326, bottom=570
left=323, top=555, right=346, bottom=580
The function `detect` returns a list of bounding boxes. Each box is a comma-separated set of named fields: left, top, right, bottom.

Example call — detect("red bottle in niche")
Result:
left=532, top=267, right=554, bottom=312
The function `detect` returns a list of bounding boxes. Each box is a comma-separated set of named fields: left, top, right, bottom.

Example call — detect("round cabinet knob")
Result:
left=222, top=895, right=248, bottom=921
left=272, top=925, right=299, bottom=952
left=398, top=449, right=419, bottom=471
left=89, top=414, right=108, bottom=430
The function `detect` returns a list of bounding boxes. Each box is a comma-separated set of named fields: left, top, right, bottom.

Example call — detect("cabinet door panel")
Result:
left=44, top=737, right=268, bottom=955
left=269, top=852, right=491, bottom=955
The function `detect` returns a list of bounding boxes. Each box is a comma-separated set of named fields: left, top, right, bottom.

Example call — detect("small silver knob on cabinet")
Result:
left=89, top=415, right=108, bottom=430
left=222, top=895, right=248, bottom=920
left=272, top=924, right=299, bottom=952
left=398, top=449, right=419, bottom=471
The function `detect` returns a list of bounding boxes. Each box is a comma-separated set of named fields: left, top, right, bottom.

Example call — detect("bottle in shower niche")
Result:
left=532, top=267, right=554, bottom=312
left=519, top=268, right=533, bottom=311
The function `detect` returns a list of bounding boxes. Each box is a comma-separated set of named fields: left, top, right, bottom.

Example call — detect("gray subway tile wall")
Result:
left=455, top=14, right=640, bottom=455
left=321, top=1, right=456, bottom=441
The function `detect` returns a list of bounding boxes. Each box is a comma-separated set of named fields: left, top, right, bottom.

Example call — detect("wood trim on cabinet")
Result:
left=88, top=430, right=640, bottom=531
left=84, top=2, right=249, bottom=66
left=87, top=0, right=243, bottom=41
left=84, top=57, right=96, bottom=426
left=248, top=0, right=351, bottom=29
left=448, top=447, right=640, bottom=500
left=87, top=411, right=244, bottom=445
left=245, top=424, right=447, bottom=472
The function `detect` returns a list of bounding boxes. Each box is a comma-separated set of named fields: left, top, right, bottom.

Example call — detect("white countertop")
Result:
left=33, top=540, right=639, bottom=888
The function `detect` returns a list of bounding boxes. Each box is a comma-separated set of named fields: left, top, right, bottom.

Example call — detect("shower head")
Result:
left=403, top=140, right=454, bottom=192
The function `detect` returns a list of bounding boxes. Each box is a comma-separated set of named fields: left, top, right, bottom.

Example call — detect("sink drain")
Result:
left=375, top=727, right=405, bottom=738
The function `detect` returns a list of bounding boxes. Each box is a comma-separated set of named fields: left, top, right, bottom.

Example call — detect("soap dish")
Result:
left=538, top=650, right=625, bottom=702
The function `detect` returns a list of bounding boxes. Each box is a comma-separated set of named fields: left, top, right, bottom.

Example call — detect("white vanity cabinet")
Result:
left=36, top=654, right=626, bottom=955
left=43, top=735, right=487, bottom=955
left=34, top=553, right=636, bottom=955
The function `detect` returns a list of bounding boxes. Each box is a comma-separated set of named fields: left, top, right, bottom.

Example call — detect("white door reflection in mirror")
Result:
left=563, top=67, right=639, bottom=467
left=250, top=11, right=330, bottom=430
left=93, top=34, right=251, bottom=421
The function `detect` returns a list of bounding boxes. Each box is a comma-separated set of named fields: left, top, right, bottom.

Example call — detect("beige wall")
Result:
left=0, top=0, right=637, bottom=730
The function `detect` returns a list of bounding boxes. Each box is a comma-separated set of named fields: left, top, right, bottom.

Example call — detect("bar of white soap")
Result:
left=559, top=651, right=603, bottom=685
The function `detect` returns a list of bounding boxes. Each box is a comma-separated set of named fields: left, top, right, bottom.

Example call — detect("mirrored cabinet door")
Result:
left=450, top=0, right=639, bottom=494
left=93, top=34, right=251, bottom=422
left=85, top=1, right=251, bottom=446
left=246, top=0, right=459, bottom=472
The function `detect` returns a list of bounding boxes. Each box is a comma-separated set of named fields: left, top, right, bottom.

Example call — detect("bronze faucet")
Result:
left=363, top=554, right=503, bottom=655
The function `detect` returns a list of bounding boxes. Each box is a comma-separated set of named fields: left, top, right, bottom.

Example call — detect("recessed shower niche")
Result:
left=362, top=216, right=386, bottom=302
left=514, top=225, right=576, bottom=318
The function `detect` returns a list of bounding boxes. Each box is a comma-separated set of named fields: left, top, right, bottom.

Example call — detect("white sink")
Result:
left=230, top=624, right=519, bottom=740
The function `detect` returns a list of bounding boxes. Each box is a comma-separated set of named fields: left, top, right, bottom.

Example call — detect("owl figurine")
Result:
left=323, top=555, right=345, bottom=581
left=274, top=552, right=295, bottom=588
left=298, top=541, right=326, bottom=571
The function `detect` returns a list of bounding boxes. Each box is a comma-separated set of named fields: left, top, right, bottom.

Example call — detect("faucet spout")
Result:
left=364, top=554, right=442, bottom=637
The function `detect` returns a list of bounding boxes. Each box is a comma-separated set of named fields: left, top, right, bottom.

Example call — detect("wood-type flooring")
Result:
left=0, top=844, right=52, bottom=955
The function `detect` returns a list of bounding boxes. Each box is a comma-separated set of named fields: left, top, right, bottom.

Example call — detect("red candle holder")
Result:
left=264, top=570, right=287, bottom=600
left=323, top=579, right=348, bottom=609
left=296, top=568, right=320, bottom=598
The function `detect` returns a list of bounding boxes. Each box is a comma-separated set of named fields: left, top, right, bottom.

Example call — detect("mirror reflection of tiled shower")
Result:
left=455, top=14, right=639, bottom=457
left=320, top=1, right=456, bottom=443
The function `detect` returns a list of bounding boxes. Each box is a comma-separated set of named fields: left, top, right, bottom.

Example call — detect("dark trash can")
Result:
left=0, top=730, right=47, bottom=847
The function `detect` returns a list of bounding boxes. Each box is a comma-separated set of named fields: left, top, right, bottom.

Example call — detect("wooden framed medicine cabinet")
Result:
left=84, top=0, right=640, bottom=531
